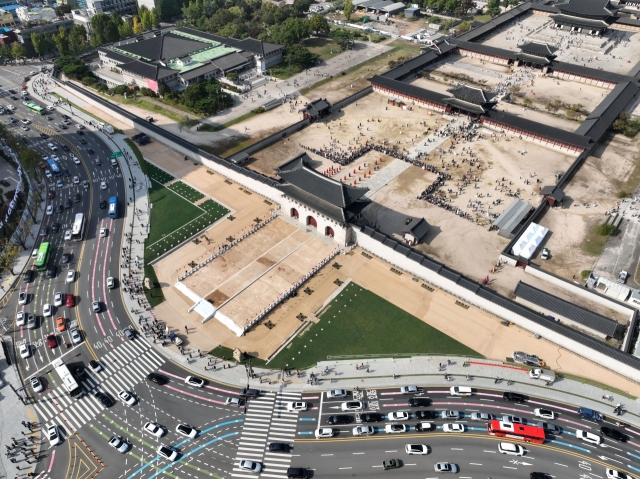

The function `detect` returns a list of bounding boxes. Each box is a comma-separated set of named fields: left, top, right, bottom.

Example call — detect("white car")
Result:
left=534, top=408, right=555, bottom=420
left=450, top=386, right=473, bottom=396
left=70, top=328, right=82, bottom=344
left=434, top=462, right=459, bottom=474
left=471, top=412, right=495, bottom=421
left=47, top=143, right=57, bottom=151
left=385, top=424, right=406, bottom=434
left=108, top=435, right=129, bottom=453
left=46, top=205, right=53, bottom=215
left=400, top=386, right=419, bottom=394
left=157, top=445, right=178, bottom=461
left=607, top=469, right=634, bottom=479
left=185, top=376, right=204, bottom=387
left=54, top=292, right=63, bottom=307
left=73, top=176, right=79, bottom=185
left=238, top=460, right=262, bottom=474
left=66, top=270, right=76, bottom=283
left=326, top=389, right=348, bottom=399
left=100, top=181, right=107, bottom=190
left=19, top=343, right=30, bottom=358
left=72, top=156, right=81, bottom=165
left=48, top=425, right=62, bottom=446
left=576, top=429, right=603, bottom=445
left=441, top=410, right=461, bottom=420
left=442, top=423, right=465, bottom=433
left=20, top=119, right=29, bottom=125
left=16, top=311, right=25, bottom=326
left=118, top=390, right=136, bottom=406
left=341, top=401, right=364, bottom=411
left=388, top=411, right=410, bottom=421
left=30, top=70, right=37, bottom=75
left=225, top=397, right=242, bottom=407
left=286, top=401, right=308, bottom=411
left=100, top=228, right=107, bottom=238
left=405, top=444, right=429, bottom=455
left=30, top=376, right=44, bottom=393
left=18, top=292, right=27, bottom=305
left=75, top=124, right=84, bottom=129
left=43, top=303, right=52, bottom=317
left=502, top=415, right=524, bottom=424
left=498, top=442, right=525, bottom=456
left=64, top=229, right=72, bottom=241
left=107, top=277, right=115, bottom=289
left=315, top=427, right=334, bottom=439
left=176, top=424, right=198, bottom=438
left=352, top=425, right=374, bottom=436
left=144, top=422, right=165, bottom=437
left=46, top=105, right=55, bottom=111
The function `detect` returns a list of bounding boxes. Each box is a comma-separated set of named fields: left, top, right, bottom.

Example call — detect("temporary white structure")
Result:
left=511, top=223, right=548, bottom=259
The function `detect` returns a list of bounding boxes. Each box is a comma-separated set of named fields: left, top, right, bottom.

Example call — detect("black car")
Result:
left=78, top=139, right=87, bottom=145
left=61, top=114, right=69, bottom=120
left=77, top=130, right=84, bottom=135
left=0, top=179, right=9, bottom=187
left=10, top=96, right=17, bottom=100
left=39, top=226, right=48, bottom=236
left=40, top=133, right=48, bottom=139
left=73, top=193, right=81, bottom=203
left=23, top=270, right=33, bottom=283
left=59, top=124, right=67, bottom=130
left=64, top=169, right=71, bottom=177
left=286, top=468, right=310, bottom=479
left=62, top=145, right=70, bottom=151
left=45, top=266, right=56, bottom=278
left=415, top=410, right=438, bottom=420
left=87, top=148, right=95, bottom=154
left=268, top=443, right=292, bottom=453
left=408, top=398, right=431, bottom=407
left=240, top=388, right=260, bottom=398
left=64, top=198, right=71, bottom=209
left=99, top=200, right=107, bottom=209
left=61, top=253, right=71, bottom=264
left=51, top=223, right=60, bottom=233
left=327, top=415, right=353, bottom=425
left=147, top=373, right=168, bottom=385
left=601, top=427, right=627, bottom=442
left=503, top=392, right=525, bottom=403
left=530, top=474, right=551, bottom=479
left=95, top=391, right=113, bottom=407
left=8, top=89, right=15, bottom=94
left=360, top=412, right=383, bottom=422
left=56, top=205, right=63, bottom=213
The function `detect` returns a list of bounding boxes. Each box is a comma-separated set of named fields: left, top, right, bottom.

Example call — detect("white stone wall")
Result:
left=279, top=195, right=348, bottom=245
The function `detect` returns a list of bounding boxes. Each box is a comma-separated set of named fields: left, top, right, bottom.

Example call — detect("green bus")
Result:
left=34, top=242, right=51, bottom=271
left=26, top=103, right=44, bottom=115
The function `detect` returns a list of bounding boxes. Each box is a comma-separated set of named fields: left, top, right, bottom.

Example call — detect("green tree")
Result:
left=53, top=26, right=70, bottom=54
left=182, top=0, right=205, bottom=24
left=343, top=0, right=354, bottom=21
left=69, top=24, right=88, bottom=56
left=270, top=17, right=310, bottom=46
left=118, top=20, right=133, bottom=38
left=284, top=44, right=318, bottom=67
left=293, top=0, right=312, bottom=13
left=11, top=42, right=26, bottom=62
left=0, top=43, right=10, bottom=62
left=226, top=71, right=239, bottom=81
left=454, top=0, right=475, bottom=16
left=31, top=33, right=46, bottom=56
left=150, top=7, right=160, bottom=28
left=331, top=28, right=353, bottom=50
left=485, top=0, right=501, bottom=16
left=133, top=16, right=143, bottom=34
left=309, top=14, right=330, bottom=35
left=546, top=99, right=563, bottom=113
left=140, top=9, right=152, bottom=31
left=55, top=3, right=72, bottom=16
left=90, top=13, right=119, bottom=46
left=455, top=20, right=472, bottom=32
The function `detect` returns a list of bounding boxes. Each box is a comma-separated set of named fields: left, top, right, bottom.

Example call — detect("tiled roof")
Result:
left=116, top=33, right=210, bottom=61
left=118, top=60, right=176, bottom=80
left=179, top=62, right=220, bottom=81
left=446, top=84, right=497, bottom=103
left=550, top=13, right=615, bottom=26
left=557, top=0, right=617, bottom=17
left=231, top=37, right=283, bottom=56
left=211, top=51, right=251, bottom=72
left=518, top=42, right=559, bottom=56
left=401, top=218, right=430, bottom=239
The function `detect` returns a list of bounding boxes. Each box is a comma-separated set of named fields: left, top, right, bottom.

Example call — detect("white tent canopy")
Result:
left=511, top=223, right=548, bottom=259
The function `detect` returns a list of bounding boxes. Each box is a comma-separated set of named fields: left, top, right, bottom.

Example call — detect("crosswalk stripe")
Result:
left=58, top=411, right=79, bottom=432
left=32, top=402, right=48, bottom=421
left=128, top=358, right=149, bottom=379
left=231, top=473, right=259, bottom=478
left=244, top=417, right=271, bottom=424
left=268, top=426, right=296, bottom=433
left=146, top=349, right=165, bottom=365
left=270, top=418, right=298, bottom=424
left=260, top=473, right=289, bottom=478
left=237, top=447, right=265, bottom=452
left=83, top=396, right=102, bottom=415
left=242, top=432, right=269, bottom=437
left=127, top=340, right=149, bottom=355
left=243, top=427, right=270, bottom=432
left=39, top=398, right=58, bottom=418
left=117, top=344, right=136, bottom=362
left=60, top=408, right=82, bottom=430
left=109, top=376, right=128, bottom=393
left=99, top=380, right=118, bottom=398
left=263, top=456, right=292, bottom=462
left=239, top=440, right=265, bottom=446
left=54, top=391, right=71, bottom=407
left=73, top=399, right=93, bottom=422
left=118, top=367, right=139, bottom=385
left=110, top=347, right=130, bottom=365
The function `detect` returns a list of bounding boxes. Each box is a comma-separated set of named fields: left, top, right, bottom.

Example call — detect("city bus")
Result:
left=487, top=420, right=546, bottom=444
left=46, top=158, right=61, bottom=176
left=26, top=103, right=44, bottom=115
left=71, top=213, right=85, bottom=241
left=108, top=196, right=118, bottom=219
left=34, top=242, right=51, bottom=271
left=52, top=358, right=83, bottom=397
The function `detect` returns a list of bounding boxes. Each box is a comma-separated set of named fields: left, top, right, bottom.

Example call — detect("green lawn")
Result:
left=267, top=283, right=480, bottom=369
left=168, top=181, right=205, bottom=203
left=140, top=159, right=175, bottom=184
left=303, top=37, right=342, bottom=61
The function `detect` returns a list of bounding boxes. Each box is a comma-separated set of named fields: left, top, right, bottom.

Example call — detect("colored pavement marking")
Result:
left=547, top=439, right=591, bottom=453
left=102, top=414, right=156, bottom=449
left=299, top=418, right=316, bottom=421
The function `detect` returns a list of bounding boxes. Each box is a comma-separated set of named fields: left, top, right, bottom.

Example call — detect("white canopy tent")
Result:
left=511, top=223, right=548, bottom=259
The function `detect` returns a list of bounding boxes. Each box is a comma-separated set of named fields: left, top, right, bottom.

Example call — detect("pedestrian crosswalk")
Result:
left=232, top=391, right=301, bottom=479
left=33, top=339, right=165, bottom=434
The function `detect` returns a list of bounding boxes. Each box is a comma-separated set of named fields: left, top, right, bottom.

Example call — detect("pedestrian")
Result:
left=185, top=325, right=188, bottom=334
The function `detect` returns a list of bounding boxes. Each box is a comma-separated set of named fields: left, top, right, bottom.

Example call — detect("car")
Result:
left=48, top=190, right=55, bottom=199
left=47, top=143, right=57, bottom=151
left=408, top=397, right=431, bottom=407
left=70, top=328, right=82, bottom=344
left=64, top=198, right=71, bottom=209
left=441, top=410, right=461, bottom=420
left=56, top=204, right=63, bottom=214
left=61, top=253, right=71, bottom=264
left=24, top=270, right=33, bottom=283
left=450, top=386, right=474, bottom=396
left=156, top=444, right=178, bottom=461
left=385, top=424, right=406, bottom=434
left=360, top=413, right=383, bottom=422
left=576, top=429, right=603, bottom=445
left=60, top=125, right=68, bottom=131
left=46, top=334, right=57, bottom=348
left=91, top=301, right=100, bottom=312
left=352, top=425, right=374, bottom=436
left=341, top=401, right=364, bottom=411
left=442, top=423, right=465, bottom=433
left=147, top=373, right=168, bottom=385
left=16, top=311, right=25, bottom=326
left=238, top=460, right=262, bottom=474
left=502, top=415, right=525, bottom=424
left=327, top=415, right=352, bottom=425
left=537, top=421, right=561, bottom=435
left=185, top=376, right=205, bottom=387
left=327, top=389, right=349, bottom=399
left=95, top=391, right=113, bottom=407
left=401, top=386, right=420, bottom=394
left=30, top=376, right=43, bottom=393
left=618, top=271, right=628, bottom=284
left=18, top=291, right=27, bottom=305
left=382, top=459, right=401, bottom=470
left=144, top=422, right=165, bottom=437
left=287, top=402, right=308, bottom=411
left=434, top=462, right=458, bottom=473
left=54, top=292, right=63, bottom=307
left=43, top=303, right=52, bottom=317
left=601, top=427, right=627, bottom=442
left=577, top=407, right=603, bottom=421
left=45, top=266, right=56, bottom=278
left=503, top=392, right=526, bottom=403
left=73, top=157, right=81, bottom=165
left=64, top=230, right=72, bottom=241
left=388, top=411, right=410, bottom=421
left=176, top=424, right=198, bottom=438
left=414, top=422, right=434, bottom=432
left=534, top=408, right=555, bottom=420
left=123, top=327, right=135, bottom=340
left=286, top=468, right=311, bottom=479
left=78, top=139, right=87, bottom=145
left=19, top=343, right=30, bottom=358
left=607, top=469, right=634, bottom=479
left=106, top=277, right=115, bottom=289
left=225, top=397, right=243, bottom=407
left=108, top=435, right=129, bottom=453
left=314, top=427, right=334, bottom=439
left=46, top=116, right=53, bottom=121
left=40, top=133, right=48, bottom=139
left=20, top=126, right=29, bottom=131
left=268, top=442, right=291, bottom=453
left=73, top=175, right=79, bottom=185
left=100, top=228, right=107, bottom=237
left=75, top=124, right=84, bottom=129
left=405, top=444, right=428, bottom=455
left=45, top=170, right=52, bottom=179
left=7, top=117, right=15, bottom=123
left=26, top=314, right=36, bottom=330
left=77, top=130, right=84, bottom=136
left=499, top=442, right=525, bottom=455
left=82, top=180, right=89, bottom=189
left=415, top=410, right=437, bottom=420
left=73, top=193, right=80, bottom=203
left=100, top=181, right=107, bottom=190
left=40, top=226, right=49, bottom=237
left=52, top=223, right=60, bottom=233
left=48, top=425, right=61, bottom=446
left=46, top=105, right=54, bottom=111
left=471, top=412, right=495, bottom=421
left=20, top=119, right=29, bottom=125
left=87, top=148, right=94, bottom=154
left=66, top=269, right=76, bottom=284
left=46, top=205, right=53, bottom=215
left=56, top=316, right=65, bottom=332
left=99, top=200, right=106, bottom=209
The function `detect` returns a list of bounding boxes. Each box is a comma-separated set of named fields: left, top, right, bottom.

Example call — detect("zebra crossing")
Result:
left=33, top=339, right=165, bottom=434
left=232, top=391, right=302, bottom=479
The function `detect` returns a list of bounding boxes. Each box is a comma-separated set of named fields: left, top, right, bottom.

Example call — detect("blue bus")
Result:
left=46, top=158, right=61, bottom=176
left=108, top=196, right=118, bottom=219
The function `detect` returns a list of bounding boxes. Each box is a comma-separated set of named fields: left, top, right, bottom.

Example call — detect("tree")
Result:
left=150, top=7, right=160, bottom=28
left=140, top=9, right=152, bottom=31
left=0, top=43, right=11, bottom=62
left=90, top=13, right=119, bottom=46
left=293, top=0, right=312, bottom=13
left=183, top=0, right=205, bottom=25
left=69, top=24, right=88, bottom=56
left=455, top=20, right=472, bottom=32
left=11, top=42, right=26, bottom=62
left=118, top=20, right=133, bottom=38
left=226, top=71, right=239, bottom=81
left=0, top=244, right=20, bottom=272
left=270, top=17, right=310, bottom=46
left=343, top=0, right=354, bottom=21
left=485, top=0, right=501, bottom=16
left=331, top=28, right=353, bottom=51
left=309, top=14, right=330, bottom=35
left=31, top=33, right=46, bottom=56
left=158, top=81, right=171, bottom=97
left=55, top=3, right=72, bottom=16
left=545, top=99, right=563, bottom=113
left=52, top=26, right=70, bottom=55
left=133, top=16, right=143, bottom=34
left=454, top=0, right=475, bottom=16
left=284, top=44, right=318, bottom=67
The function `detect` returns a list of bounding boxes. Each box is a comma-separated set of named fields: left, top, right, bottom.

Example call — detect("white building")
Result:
left=16, top=6, right=57, bottom=23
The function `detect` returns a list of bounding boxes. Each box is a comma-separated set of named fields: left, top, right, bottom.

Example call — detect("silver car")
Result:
left=326, top=389, right=348, bottom=399
left=471, top=412, right=495, bottom=421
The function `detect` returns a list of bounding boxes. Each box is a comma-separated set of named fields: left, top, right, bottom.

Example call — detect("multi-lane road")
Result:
left=1, top=64, right=639, bottom=479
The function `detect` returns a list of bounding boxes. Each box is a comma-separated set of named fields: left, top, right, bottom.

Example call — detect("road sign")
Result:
left=109, top=151, right=123, bottom=159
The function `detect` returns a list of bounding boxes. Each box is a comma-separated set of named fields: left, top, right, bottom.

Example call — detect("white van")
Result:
left=450, top=386, right=474, bottom=396
left=529, top=368, right=555, bottom=382
left=110, top=158, right=118, bottom=166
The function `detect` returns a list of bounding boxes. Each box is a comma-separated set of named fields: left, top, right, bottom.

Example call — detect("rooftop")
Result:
left=446, top=83, right=497, bottom=104
left=115, top=33, right=211, bottom=61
